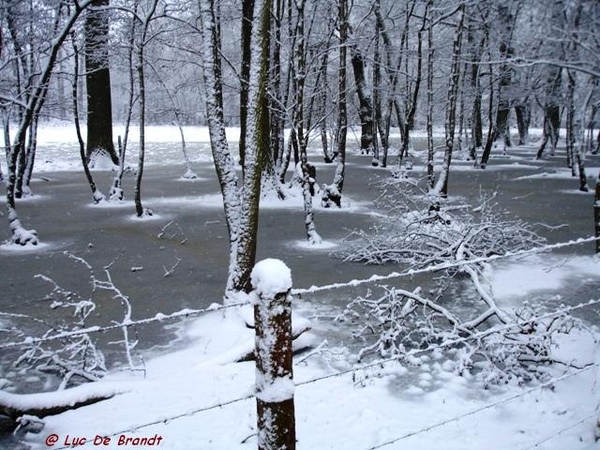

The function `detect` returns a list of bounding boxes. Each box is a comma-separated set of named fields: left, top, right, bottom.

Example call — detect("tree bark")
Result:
left=426, top=0, right=435, bottom=189
left=238, top=0, right=255, bottom=170
left=433, top=4, right=464, bottom=197
left=594, top=171, right=600, bottom=253
left=350, top=44, right=375, bottom=156
left=73, top=38, right=105, bottom=204
left=494, top=5, right=515, bottom=149
left=85, top=0, right=118, bottom=165
left=134, top=0, right=159, bottom=218
left=322, top=0, right=347, bottom=208
left=399, top=6, right=428, bottom=168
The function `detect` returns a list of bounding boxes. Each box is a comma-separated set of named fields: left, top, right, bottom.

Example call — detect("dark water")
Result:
left=0, top=139, right=599, bottom=396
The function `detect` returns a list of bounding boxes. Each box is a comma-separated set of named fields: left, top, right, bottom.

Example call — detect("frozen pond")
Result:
left=1, top=125, right=600, bottom=394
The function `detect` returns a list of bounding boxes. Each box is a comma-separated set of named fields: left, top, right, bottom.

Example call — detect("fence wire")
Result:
left=5, top=234, right=600, bottom=449
left=364, top=365, right=598, bottom=450
left=43, top=297, right=600, bottom=450
left=292, top=235, right=599, bottom=295
left=0, top=301, right=251, bottom=350
left=2, top=235, right=596, bottom=351
left=519, top=411, right=599, bottom=450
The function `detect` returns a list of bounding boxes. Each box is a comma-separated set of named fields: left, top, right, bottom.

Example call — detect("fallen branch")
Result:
left=0, top=382, right=129, bottom=426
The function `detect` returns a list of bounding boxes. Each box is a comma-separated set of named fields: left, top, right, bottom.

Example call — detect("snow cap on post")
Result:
left=251, top=258, right=292, bottom=299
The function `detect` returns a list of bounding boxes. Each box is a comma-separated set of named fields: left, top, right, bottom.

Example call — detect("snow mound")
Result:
left=251, top=258, right=293, bottom=299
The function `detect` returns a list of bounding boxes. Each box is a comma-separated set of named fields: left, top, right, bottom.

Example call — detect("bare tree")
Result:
left=134, top=0, right=160, bottom=218
left=72, top=36, right=106, bottom=204
left=3, top=0, right=95, bottom=245
left=321, top=0, right=348, bottom=209
left=432, top=3, right=465, bottom=198
left=199, top=0, right=273, bottom=296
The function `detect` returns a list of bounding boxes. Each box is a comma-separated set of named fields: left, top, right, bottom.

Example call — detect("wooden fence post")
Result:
left=251, top=259, right=296, bottom=450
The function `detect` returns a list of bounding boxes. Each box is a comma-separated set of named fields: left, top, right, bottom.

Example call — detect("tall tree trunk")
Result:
left=85, top=0, right=119, bottom=165
left=426, top=0, right=435, bottom=189
left=199, top=0, right=242, bottom=298
left=466, top=18, right=487, bottom=162
left=595, top=168, right=600, bottom=253
left=199, top=0, right=272, bottom=296
left=322, top=0, right=347, bottom=208
left=565, top=69, right=576, bottom=173
left=480, top=62, right=496, bottom=168
left=350, top=44, right=374, bottom=156
left=399, top=5, right=428, bottom=169
left=493, top=5, right=515, bottom=149
left=238, top=0, right=255, bottom=169
left=72, top=38, right=105, bottom=204
left=110, top=13, right=136, bottom=201
left=433, top=4, right=464, bottom=197
left=19, top=114, right=38, bottom=198
left=232, top=0, right=272, bottom=292
left=271, top=0, right=287, bottom=182
left=134, top=1, right=159, bottom=218
left=375, top=1, right=415, bottom=152
left=292, top=0, right=321, bottom=244
left=318, top=48, right=334, bottom=163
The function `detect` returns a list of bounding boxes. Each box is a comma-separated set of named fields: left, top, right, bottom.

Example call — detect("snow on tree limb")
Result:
left=0, top=382, right=128, bottom=422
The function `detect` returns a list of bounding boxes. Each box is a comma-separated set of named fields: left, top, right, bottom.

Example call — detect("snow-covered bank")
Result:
left=17, top=255, right=600, bottom=450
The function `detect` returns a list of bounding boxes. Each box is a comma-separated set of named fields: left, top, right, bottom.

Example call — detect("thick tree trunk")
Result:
left=73, top=39, right=105, bottom=204
left=85, top=0, right=118, bottom=165
left=466, top=19, right=486, bottom=161
left=231, top=0, right=271, bottom=292
left=270, top=0, right=285, bottom=176
left=480, top=62, right=496, bottom=168
left=494, top=5, right=515, bottom=149
left=514, top=103, right=530, bottom=145
left=565, top=70, right=576, bottom=173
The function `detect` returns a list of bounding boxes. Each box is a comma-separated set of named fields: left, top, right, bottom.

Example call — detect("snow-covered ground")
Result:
left=3, top=123, right=600, bottom=449
left=17, top=257, right=600, bottom=450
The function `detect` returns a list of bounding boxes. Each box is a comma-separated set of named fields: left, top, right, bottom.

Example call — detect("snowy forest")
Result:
left=1, top=0, right=600, bottom=449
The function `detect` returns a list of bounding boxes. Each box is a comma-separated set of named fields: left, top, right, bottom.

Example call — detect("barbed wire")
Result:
left=295, top=297, right=600, bottom=387
left=51, top=392, right=256, bottom=450
left=3, top=235, right=597, bottom=350
left=519, top=411, right=599, bottom=450
left=6, top=236, right=600, bottom=449
left=0, top=301, right=251, bottom=350
left=292, top=235, right=599, bottom=295
left=48, top=359, right=598, bottom=450
left=364, top=364, right=597, bottom=450
left=31, top=296, right=600, bottom=449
